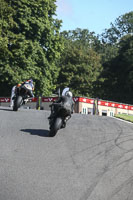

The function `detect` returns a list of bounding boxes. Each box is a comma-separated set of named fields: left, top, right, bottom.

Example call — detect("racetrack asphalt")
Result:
left=0, top=107, right=133, bottom=200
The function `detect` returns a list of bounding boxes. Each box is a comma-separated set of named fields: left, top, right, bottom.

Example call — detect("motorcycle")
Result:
left=13, top=83, right=33, bottom=111
left=48, top=102, right=71, bottom=137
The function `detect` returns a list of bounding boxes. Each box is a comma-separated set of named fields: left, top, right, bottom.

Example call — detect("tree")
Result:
left=101, top=11, right=133, bottom=44
left=100, top=34, right=133, bottom=103
left=112, top=35, right=133, bottom=103
left=0, top=0, right=63, bottom=96
left=57, top=29, right=103, bottom=97
left=97, top=12, right=133, bottom=102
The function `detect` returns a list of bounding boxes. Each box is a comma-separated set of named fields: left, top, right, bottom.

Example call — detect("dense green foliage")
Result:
left=101, top=11, right=133, bottom=44
left=102, top=34, right=133, bottom=103
left=57, top=12, right=133, bottom=103
left=0, top=2, right=133, bottom=105
left=0, top=0, right=63, bottom=96
left=57, top=29, right=103, bottom=97
left=99, top=12, right=133, bottom=103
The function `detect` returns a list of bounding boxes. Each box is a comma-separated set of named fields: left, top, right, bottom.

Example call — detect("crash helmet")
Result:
left=26, top=79, right=33, bottom=84
left=65, top=91, right=73, bottom=98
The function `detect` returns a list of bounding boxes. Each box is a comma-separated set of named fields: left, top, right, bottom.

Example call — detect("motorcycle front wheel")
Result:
left=49, top=117, right=62, bottom=137
left=13, top=96, right=23, bottom=111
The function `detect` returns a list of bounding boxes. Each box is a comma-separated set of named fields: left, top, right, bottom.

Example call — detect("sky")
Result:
left=55, top=0, right=133, bottom=35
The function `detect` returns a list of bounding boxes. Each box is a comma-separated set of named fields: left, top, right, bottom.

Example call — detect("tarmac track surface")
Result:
left=0, top=107, right=133, bottom=200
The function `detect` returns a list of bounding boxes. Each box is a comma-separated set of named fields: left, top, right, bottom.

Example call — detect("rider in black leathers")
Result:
left=48, top=90, right=74, bottom=127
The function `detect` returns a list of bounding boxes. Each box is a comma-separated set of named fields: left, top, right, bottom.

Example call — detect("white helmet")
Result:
left=65, top=91, right=73, bottom=98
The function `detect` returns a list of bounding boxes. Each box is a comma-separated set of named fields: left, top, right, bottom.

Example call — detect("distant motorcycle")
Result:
left=48, top=102, right=71, bottom=137
left=13, top=83, right=33, bottom=111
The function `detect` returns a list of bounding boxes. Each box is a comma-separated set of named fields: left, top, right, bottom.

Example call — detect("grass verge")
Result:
left=114, top=114, right=133, bottom=123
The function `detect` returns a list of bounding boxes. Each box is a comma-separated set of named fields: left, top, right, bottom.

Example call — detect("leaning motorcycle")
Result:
left=13, top=83, right=33, bottom=111
left=48, top=102, right=70, bottom=137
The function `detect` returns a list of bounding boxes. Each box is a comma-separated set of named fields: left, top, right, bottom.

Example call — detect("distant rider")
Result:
left=10, top=79, right=34, bottom=107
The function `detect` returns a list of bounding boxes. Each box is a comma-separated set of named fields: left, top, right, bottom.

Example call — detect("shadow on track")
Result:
left=21, top=129, right=49, bottom=137
left=0, top=107, right=13, bottom=112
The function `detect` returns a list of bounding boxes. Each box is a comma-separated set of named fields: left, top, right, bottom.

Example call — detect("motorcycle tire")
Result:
left=49, top=117, right=62, bottom=137
left=13, top=96, right=23, bottom=111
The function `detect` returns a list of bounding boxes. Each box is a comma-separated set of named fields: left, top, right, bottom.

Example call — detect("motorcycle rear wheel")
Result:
left=49, top=117, right=62, bottom=137
left=13, top=96, right=23, bottom=111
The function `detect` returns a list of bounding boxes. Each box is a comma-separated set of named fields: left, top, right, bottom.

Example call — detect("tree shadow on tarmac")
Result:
left=21, top=129, right=49, bottom=137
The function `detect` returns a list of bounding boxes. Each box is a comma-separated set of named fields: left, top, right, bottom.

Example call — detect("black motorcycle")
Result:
left=13, top=83, right=33, bottom=111
left=48, top=102, right=71, bottom=137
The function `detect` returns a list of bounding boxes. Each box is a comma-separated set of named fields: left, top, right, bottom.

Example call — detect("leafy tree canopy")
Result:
left=57, top=29, right=103, bottom=97
left=0, top=0, right=64, bottom=96
left=101, top=11, right=133, bottom=44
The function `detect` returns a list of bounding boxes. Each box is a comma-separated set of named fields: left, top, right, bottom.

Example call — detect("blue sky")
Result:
left=55, top=0, right=133, bottom=35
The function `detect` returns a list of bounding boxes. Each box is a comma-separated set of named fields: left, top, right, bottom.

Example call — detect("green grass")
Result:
left=115, top=114, right=133, bottom=123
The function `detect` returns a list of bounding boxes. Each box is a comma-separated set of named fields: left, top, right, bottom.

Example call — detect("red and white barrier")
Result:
left=0, top=98, right=10, bottom=102
left=77, top=97, right=133, bottom=111
left=0, top=97, right=133, bottom=111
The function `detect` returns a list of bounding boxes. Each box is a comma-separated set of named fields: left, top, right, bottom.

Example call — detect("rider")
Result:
left=22, top=79, right=34, bottom=98
left=48, top=89, right=74, bottom=127
left=16, top=79, right=34, bottom=97
left=10, top=79, right=34, bottom=107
